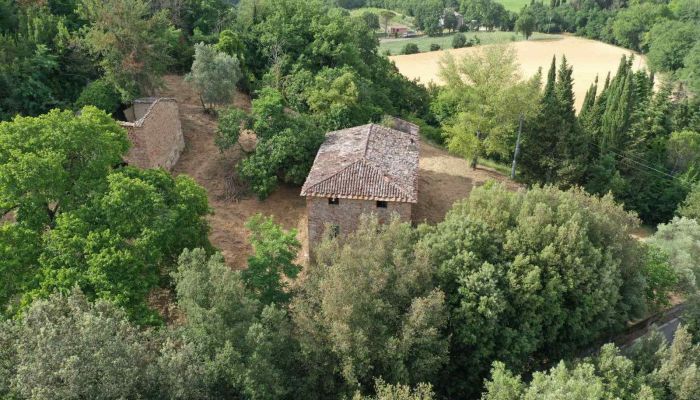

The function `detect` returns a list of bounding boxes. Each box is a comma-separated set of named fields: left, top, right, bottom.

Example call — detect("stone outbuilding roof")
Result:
left=301, top=123, right=419, bottom=203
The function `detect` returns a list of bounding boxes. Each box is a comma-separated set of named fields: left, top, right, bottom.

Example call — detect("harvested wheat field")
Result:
left=389, top=35, right=647, bottom=111
left=158, top=75, right=517, bottom=266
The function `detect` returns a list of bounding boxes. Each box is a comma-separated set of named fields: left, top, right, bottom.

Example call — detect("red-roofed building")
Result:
left=301, top=118, right=420, bottom=250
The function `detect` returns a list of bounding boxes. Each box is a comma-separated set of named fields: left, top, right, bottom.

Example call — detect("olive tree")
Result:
left=186, top=42, right=242, bottom=111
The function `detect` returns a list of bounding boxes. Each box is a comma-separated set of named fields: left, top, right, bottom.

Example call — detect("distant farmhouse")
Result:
left=301, top=119, right=420, bottom=250
left=119, top=97, right=184, bottom=171
left=389, top=25, right=410, bottom=37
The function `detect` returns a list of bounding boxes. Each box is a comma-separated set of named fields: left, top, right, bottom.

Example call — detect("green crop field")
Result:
left=379, top=32, right=561, bottom=55
left=494, top=0, right=530, bottom=12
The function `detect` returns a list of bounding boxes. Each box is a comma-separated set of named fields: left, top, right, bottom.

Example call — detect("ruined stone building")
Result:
left=301, top=120, right=420, bottom=249
left=120, top=97, right=184, bottom=171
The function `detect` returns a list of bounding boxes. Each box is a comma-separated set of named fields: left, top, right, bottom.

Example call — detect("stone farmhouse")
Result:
left=301, top=119, right=420, bottom=250
left=120, top=97, right=184, bottom=171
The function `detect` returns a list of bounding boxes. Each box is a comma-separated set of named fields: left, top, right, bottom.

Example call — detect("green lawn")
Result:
left=494, top=0, right=530, bottom=12
left=379, top=32, right=561, bottom=55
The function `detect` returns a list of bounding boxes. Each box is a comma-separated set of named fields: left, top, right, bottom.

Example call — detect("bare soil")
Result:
left=416, top=143, right=521, bottom=224
left=158, top=75, right=517, bottom=267
left=159, top=76, right=308, bottom=268
left=389, top=36, right=648, bottom=111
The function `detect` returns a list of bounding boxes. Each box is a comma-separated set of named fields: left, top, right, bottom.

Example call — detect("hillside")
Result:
left=158, top=75, right=517, bottom=266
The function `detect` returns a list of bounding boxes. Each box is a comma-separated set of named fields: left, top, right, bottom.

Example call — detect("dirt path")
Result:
left=159, top=76, right=308, bottom=268
left=389, top=36, right=647, bottom=111
left=157, top=75, right=517, bottom=266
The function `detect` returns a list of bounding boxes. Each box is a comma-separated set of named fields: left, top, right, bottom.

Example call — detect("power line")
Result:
left=591, top=141, right=692, bottom=186
left=594, top=139, right=678, bottom=177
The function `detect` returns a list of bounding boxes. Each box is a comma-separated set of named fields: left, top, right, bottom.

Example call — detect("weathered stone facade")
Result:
left=306, top=197, right=412, bottom=248
left=120, top=98, right=184, bottom=171
left=301, top=120, right=420, bottom=252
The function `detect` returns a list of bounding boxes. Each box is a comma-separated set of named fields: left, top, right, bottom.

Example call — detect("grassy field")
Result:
left=379, top=32, right=561, bottom=55
left=494, top=0, right=530, bottom=12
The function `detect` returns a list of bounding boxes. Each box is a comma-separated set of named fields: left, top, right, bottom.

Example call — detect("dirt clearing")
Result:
left=158, top=76, right=516, bottom=266
left=389, top=36, right=647, bottom=111
left=416, top=142, right=521, bottom=224
left=159, top=76, right=308, bottom=268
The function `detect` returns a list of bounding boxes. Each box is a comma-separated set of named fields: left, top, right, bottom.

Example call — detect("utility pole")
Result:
left=471, top=130, right=481, bottom=170
left=511, top=114, right=524, bottom=179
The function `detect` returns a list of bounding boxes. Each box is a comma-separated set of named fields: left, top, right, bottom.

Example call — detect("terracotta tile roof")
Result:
left=301, top=123, right=419, bottom=203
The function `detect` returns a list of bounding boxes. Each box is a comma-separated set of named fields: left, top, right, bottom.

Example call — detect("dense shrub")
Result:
left=215, top=107, right=248, bottom=151
left=429, top=43, right=441, bottom=51
left=402, top=43, right=419, bottom=54
left=420, top=183, right=646, bottom=397
left=451, top=33, right=466, bottom=48
left=74, top=79, right=121, bottom=115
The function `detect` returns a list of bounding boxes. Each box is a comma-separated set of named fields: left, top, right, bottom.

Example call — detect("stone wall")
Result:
left=119, top=98, right=184, bottom=171
left=306, top=196, right=412, bottom=251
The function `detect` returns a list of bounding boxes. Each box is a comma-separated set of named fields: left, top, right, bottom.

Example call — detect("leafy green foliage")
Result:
left=353, top=380, right=435, bottom=400
left=173, top=248, right=303, bottom=399
left=460, top=0, right=510, bottom=31
left=681, top=42, right=700, bottom=95
left=74, top=78, right=121, bottom=114
left=186, top=42, right=241, bottom=110
left=611, top=2, right=671, bottom=52
left=293, top=216, right=448, bottom=396
left=29, top=167, right=211, bottom=323
left=515, top=9, right=535, bottom=39
left=0, top=5, right=99, bottom=120
left=360, top=10, right=381, bottom=30
left=484, top=327, right=700, bottom=400
left=7, top=290, right=155, bottom=398
left=402, top=43, right=419, bottom=54
left=419, top=183, right=646, bottom=397
left=0, top=224, right=40, bottom=316
left=0, top=107, right=129, bottom=230
left=646, top=20, right=698, bottom=73
left=237, top=89, right=325, bottom=198
left=678, top=183, right=700, bottom=220
left=223, top=0, right=429, bottom=198
left=243, top=214, right=301, bottom=305
left=682, top=294, right=700, bottom=341
left=437, top=45, right=540, bottom=169
left=517, top=54, right=697, bottom=224
left=649, top=217, right=700, bottom=293
left=0, top=108, right=211, bottom=321
left=451, top=32, right=466, bottom=48
left=79, top=0, right=178, bottom=101
left=640, top=244, right=678, bottom=311
left=215, top=106, right=249, bottom=151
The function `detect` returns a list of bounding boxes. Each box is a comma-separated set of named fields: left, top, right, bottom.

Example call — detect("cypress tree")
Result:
left=521, top=56, right=587, bottom=186
left=580, top=76, right=598, bottom=119
left=600, top=56, right=634, bottom=152
left=554, top=56, right=587, bottom=186
left=520, top=57, right=559, bottom=184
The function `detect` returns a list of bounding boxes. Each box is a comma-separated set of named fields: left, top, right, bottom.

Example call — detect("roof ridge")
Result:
left=305, top=157, right=412, bottom=200
left=363, top=124, right=374, bottom=157
left=356, top=157, right=413, bottom=199
left=305, top=158, right=372, bottom=192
